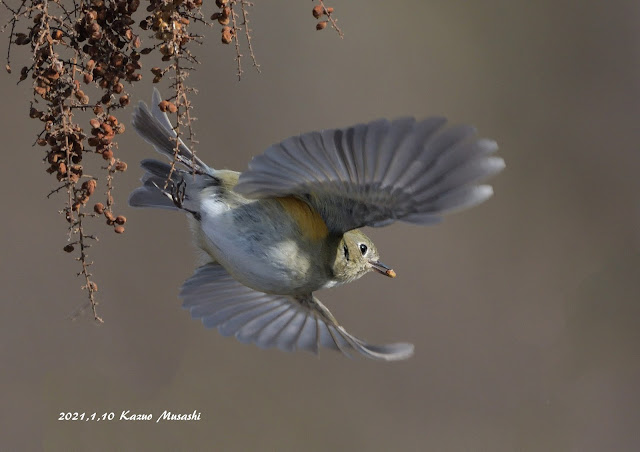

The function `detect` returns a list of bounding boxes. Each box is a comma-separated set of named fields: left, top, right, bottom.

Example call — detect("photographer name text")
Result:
left=58, top=410, right=201, bottom=423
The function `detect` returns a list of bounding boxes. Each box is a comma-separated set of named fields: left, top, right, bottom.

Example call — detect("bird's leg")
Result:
left=169, top=178, right=201, bottom=220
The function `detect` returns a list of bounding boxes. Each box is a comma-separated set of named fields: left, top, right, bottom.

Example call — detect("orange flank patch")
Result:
left=276, top=196, right=329, bottom=241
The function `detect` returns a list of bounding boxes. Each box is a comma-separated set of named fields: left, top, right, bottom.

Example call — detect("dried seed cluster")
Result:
left=4, top=0, right=145, bottom=320
left=211, top=0, right=234, bottom=44
left=140, top=0, right=202, bottom=65
left=312, top=1, right=341, bottom=36
left=87, top=113, right=126, bottom=160
left=74, top=0, right=143, bottom=107
left=39, top=124, right=85, bottom=183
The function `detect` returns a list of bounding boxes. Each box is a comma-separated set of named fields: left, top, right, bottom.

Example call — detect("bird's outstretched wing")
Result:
left=234, top=117, right=504, bottom=233
left=181, top=263, right=414, bottom=361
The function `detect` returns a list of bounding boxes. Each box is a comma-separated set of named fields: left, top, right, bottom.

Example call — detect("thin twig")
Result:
left=230, top=1, right=242, bottom=80
left=240, top=0, right=259, bottom=72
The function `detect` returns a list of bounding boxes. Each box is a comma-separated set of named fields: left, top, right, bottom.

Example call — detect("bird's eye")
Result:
left=359, top=243, right=368, bottom=255
left=343, top=245, right=350, bottom=261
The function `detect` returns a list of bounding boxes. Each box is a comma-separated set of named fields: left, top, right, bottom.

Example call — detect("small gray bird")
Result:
left=130, top=89, right=504, bottom=361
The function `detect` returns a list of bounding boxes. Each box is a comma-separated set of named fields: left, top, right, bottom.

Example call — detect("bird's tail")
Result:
left=128, top=159, right=197, bottom=211
left=131, top=88, right=210, bottom=173
left=129, top=89, right=215, bottom=212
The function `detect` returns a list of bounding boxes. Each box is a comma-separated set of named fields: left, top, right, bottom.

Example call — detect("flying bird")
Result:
left=129, top=89, right=505, bottom=361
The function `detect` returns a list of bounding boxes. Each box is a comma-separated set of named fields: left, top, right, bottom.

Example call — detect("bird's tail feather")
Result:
left=129, top=89, right=217, bottom=212
left=129, top=158, right=215, bottom=213
left=130, top=88, right=210, bottom=174
left=129, top=159, right=182, bottom=210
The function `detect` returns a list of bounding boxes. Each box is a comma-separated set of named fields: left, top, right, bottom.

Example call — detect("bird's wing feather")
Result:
left=235, top=117, right=504, bottom=233
left=181, top=263, right=414, bottom=361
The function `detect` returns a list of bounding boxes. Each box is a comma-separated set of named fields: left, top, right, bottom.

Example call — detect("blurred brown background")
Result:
left=2, top=1, right=640, bottom=450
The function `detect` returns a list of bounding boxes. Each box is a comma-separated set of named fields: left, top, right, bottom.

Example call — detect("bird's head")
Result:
left=330, top=229, right=396, bottom=285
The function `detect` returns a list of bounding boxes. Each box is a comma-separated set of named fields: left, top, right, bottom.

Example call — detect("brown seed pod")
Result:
left=114, top=225, right=125, bottom=234
left=115, top=161, right=128, bottom=172
left=159, top=44, right=174, bottom=56
left=313, top=5, right=323, bottom=18
left=82, top=179, right=96, bottom=195
left=90, top=118, right=100, bottom=129
left=316, top=21, right=328, bottom=30
left=115, top=123, right=125, bottom=134
left=119, top=95, right=129, bottom=106
left=63, top=244, right=74, bottom=253
left=104, top=210, right=115, bottom=221
left=221, top=26, right=233, bottom=44
left=158, top=100, right=169, bottom=112
left=115, top=215, right=126, bottom=225
left=102, top=149, right=114, bottom=160
left=94, top=202, right=105, bottom=214
left=15, top=33, right=30, bottom=45
left=167, top=102, right=177, bottom=113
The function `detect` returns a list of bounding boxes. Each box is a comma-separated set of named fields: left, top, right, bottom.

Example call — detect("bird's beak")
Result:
left=370, top=260, right=396, bottom=278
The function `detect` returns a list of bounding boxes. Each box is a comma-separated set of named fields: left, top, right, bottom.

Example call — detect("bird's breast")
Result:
left=196, top=193, right=331, bottom=295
